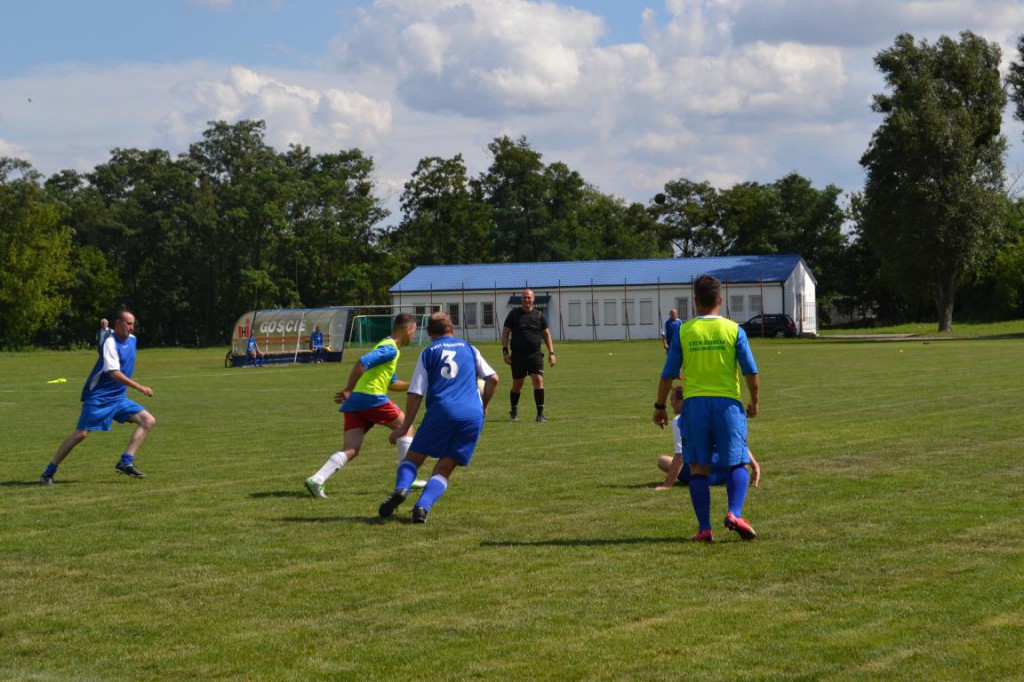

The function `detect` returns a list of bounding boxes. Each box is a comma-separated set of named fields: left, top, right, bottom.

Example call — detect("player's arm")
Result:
left=655, top=454, right=684, bottom=491
left=542, top=328, right=556, bottom=366
left=389, top=359, right=427, bottom=444
left=736, top=328, right=760, bottom=418
left=108, top=370, right=154, bottom=397
left=474, top=347, right=499, bottom=412
left=748, top=450, right=761, bottom=487
left=653, top=342, right=682, bottom=427
left=336, top=362, right=366, bottom=403
left=389, top=375, right=410, bottom=393
left=501, top=325, right=512, bottom=365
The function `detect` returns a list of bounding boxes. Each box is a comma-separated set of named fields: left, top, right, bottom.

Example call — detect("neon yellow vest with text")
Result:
left=678, top=317, right=742, bottom=401
left=354, top=337, right=399, bottom=396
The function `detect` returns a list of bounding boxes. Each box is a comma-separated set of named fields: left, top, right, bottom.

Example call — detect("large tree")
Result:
left=859, top=31, right=1007, bottom=331
left=0, top=159, right=72, bottom=348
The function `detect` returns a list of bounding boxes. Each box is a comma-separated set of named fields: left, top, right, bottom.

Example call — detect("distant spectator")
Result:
left=309, top=325, right=326, bottom=364
left=660, top=309, right=681, bottom=352
left=246, top=333, right=264, bottom=368
left=97, top=318, right=111, bottom=352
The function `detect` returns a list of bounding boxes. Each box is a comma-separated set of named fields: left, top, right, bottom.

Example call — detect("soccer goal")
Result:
left=347, top=312, right=431, bottom=348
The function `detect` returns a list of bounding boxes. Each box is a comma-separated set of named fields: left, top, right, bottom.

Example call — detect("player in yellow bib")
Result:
left=653, top=275, right=760, bottom=542
left=304, top=313, right=421, bottom=498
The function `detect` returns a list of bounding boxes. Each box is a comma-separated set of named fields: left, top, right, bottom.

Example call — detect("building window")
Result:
left=464, top=302, right=477, bottom=328
left=586, top=300, right=597, bottom=326
left=675, top=297, right=690, bottom=320
left=730, top=295, right=745, bottom=315
left=748, top=295, right=762, bottom=315
left=568, top=301, right=582, bottom=326
left=622, top=299, right=635, bottom=326
left=603, top=300, right=617, bottom=325
left=449, top=303, right=460, bottom=326
left=639, top=299, right=654, bottom=325
left=482, top=302, right=494, bottom=327
left=414, top=305, right=426, bottom=316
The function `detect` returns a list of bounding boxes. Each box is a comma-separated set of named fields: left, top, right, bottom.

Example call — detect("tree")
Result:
left=859, top=31, right=1007, bottom=331
left=0, top=159, right=72, bottom=347
left=654, top=179, right=725, bottom=257
left=390, top=154, right=491, bottom=266
left=476, top=135, right=550, bottom=262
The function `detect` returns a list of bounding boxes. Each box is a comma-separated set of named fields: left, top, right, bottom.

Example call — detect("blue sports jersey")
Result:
left=310, top=330, right=324, bottom=349
left=409, top=336, right=495, bottom=420
left=81, top=334, right=137, bottom=404
left=664, top=317, right=682, bottom=342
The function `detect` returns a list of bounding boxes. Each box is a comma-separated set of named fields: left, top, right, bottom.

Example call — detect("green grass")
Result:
left=2, top=338, right=1023, bottom=680
left=820, top=318, right=1024, bottom=338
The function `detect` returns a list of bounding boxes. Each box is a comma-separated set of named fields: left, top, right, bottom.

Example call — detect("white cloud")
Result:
left=165, top=66, right=393, bottom=151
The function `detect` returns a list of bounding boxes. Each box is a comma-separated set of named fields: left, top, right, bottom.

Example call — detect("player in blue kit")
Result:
left=655, top=386, right=761, bottom=491
left=40, top=310, right=156, bottom=484
left=653, top=275, right=760, bottom=542
left=309, top=325, right=326, bottom=364
left=378, top=312, right=499, bottom=524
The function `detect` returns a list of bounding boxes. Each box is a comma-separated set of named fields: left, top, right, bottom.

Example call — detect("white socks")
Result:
left=396, top=435, right=413, bottom=462
left=312, top=451, right=348, bottom=484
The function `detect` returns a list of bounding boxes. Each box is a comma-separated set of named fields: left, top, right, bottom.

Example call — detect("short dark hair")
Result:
left=112, top=309, right=133, bottom=324
left=393, top=312, right=417, bottom=331
left=693, top=275, right=721, bottom=309
left=426, top=312, right=453, bottom=337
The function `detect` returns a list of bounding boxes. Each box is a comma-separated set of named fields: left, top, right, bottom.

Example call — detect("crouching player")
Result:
left=655, top=387, right=761, bottom=491
left=378, top=312, right=498, bottom=524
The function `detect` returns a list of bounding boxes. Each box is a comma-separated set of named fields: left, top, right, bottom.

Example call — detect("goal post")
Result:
left=347, top=312, right=430, bottom=348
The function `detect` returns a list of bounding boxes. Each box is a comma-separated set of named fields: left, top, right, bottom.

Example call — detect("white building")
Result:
left=389, top=255, right=817, bottom=342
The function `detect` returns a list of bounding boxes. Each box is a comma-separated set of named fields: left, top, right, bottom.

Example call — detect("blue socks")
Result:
left=118, top=452, right=134, bottom=467
left=43, top=462, right=58, bottom=477
left=416, top=475, right=449, bottom=512
left=395, top=459, right=418, bottom=492
left=727, top=465, right=749, bottom=518
left=688, top=474, right=711, bottom=531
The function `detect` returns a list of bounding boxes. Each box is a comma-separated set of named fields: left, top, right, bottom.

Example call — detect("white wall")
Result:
left=391, top=276, right=816, bottom=341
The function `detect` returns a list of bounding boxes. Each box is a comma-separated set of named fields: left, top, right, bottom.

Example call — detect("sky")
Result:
left=2, top=0, right=1024, bottom=219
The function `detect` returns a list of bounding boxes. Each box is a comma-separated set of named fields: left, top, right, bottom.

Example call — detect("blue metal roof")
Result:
left=390, top=255, right=810, bottom=293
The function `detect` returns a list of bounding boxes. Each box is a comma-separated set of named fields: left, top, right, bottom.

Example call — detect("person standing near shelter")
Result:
left=653, top=275, right=760, bottom=542
left=246, top=332, right=264, bottom=367
left=304, top=313, right=419, bottom=499
left=378, top=312, right=498, bottom=524
left=309, top=325, right=326, bottom=364
left=41, top=310, right=156, bottom=484
left=502, top=288, right=555, bottom=422
left=661, top=309, right=681, bottom=352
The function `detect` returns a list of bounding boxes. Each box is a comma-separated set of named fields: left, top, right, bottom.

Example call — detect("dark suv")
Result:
left=739, top=314, right=797, bottom=338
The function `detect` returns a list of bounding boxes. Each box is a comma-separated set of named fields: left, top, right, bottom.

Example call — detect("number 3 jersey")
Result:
left=409, top=337, right=496, bottom=420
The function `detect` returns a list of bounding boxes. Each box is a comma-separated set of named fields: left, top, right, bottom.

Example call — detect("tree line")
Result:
left=3, top=30, right=1024, bottom=348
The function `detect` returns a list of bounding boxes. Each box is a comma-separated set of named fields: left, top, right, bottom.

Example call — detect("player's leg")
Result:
left=379, top=450, right=427, bottom=517
left=41, top=428, right=89, bottom=484
left=529, top=361, right=546, bottom=422
left=655, top=454, right=684, bottom=491
left=411, top=457, right=458, bottom=523
left=509, top=373, right=525, bottom=421
left=305, top=423, right=366, bottom=498
left=682, top=398, right=715, bottom=541
left=115, top=409, right=155, bottom=478
left=714, top=400, right=757, bottom=540
left=410, top=417, right=481, bottom=522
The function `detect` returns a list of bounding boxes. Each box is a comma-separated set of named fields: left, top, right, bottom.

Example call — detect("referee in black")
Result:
left=502, top=288, right=556, bottom=422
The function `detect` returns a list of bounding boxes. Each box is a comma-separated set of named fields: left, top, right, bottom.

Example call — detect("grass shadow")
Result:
left=1, top=479, right=74, bottom=487
left=278, top=515, right=398, bottom=525
left=480, top=536, right=684, bottom=548
left=250, top=490, right=310, bottom=499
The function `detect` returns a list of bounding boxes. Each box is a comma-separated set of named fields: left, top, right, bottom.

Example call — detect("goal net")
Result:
left=348, top=313, right=431, bottom=348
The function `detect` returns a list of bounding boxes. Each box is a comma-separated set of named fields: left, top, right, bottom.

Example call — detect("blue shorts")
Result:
left=681, top=396, right=748, bottom=468
left=76, top=397, right=146, bottom=432
left=410, top=414, right=484, bottom=467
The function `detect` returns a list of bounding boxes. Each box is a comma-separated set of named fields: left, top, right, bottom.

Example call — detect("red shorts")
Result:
left=343, top=401, right=402, bottom=432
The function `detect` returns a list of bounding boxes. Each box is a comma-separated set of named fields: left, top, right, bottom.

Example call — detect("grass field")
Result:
left=2, top=337, right=1023, bottom=680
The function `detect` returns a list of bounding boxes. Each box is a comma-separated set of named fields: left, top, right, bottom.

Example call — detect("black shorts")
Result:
left=510, top=351, right=544, bottom=380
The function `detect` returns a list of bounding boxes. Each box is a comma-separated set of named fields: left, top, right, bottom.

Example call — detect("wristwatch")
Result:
left=654, top=402, right=666, bottom=410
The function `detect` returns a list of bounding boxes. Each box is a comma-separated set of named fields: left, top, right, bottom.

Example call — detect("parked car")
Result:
left=740, top=314, right=797, bottom=338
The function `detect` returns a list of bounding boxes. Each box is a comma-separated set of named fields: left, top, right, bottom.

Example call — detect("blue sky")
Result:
left=3, top=0, right=1023, bottom=217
